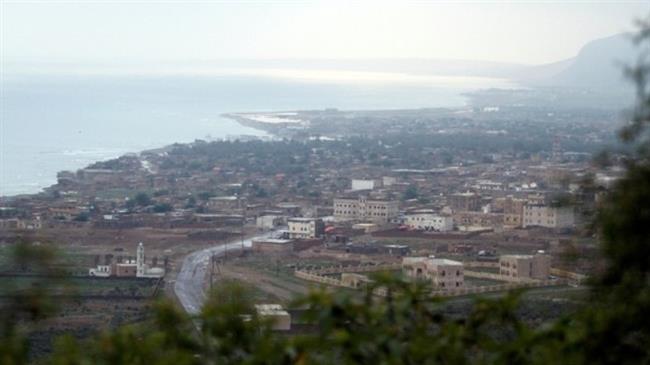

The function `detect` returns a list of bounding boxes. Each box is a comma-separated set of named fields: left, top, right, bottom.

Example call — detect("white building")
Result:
left=88, top=242, right=165, bottom=278
left=351, top=179, right=375, bottom=191
left=254, top=304, right=291, bottom=331
left=402, top=257, right=464, bottom=289
left=88, top=265, right=112, bottom=277
left=287, top=218, right=324, bottom=239
left=523, top=204, right=574, bottom=229
left=333, top=197, right=399, bottom=223
left=403, top=210, right=454, bottom=232
left=256, top=213, right=285, bottom=229
left=136, top=242, right=165, bottom=278
left=382, top=176, right=397, bottom=186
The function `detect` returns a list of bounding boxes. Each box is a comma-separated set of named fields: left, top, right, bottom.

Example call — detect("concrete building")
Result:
left=256, top=213, right=285, bottom=229
left=523, top=204, right=574, bottom=229
left=382, top=176, right=397, bottom=186
left=402, top=257, right=464, bottom=289
left=254, top=304, right=291, bottom=331
left=333, top=197, right=399, bottom=223
left=351, top=179, right=376, bottom=191
left=341, top=273, right=373, bottom=288
left=207, top=196, right=246, bottom=212
left=0, top=217, right=42, bottom=230
left=453, top=211, right=503, bottom=230
left=287, top=218, right=324, bottom=239
left=403, top=210, right=454, bottom=232
left=499, top=254, right=551, bottom=279
left=448, top=192, right=482, bottom=212
left=252, top=238, right=295, bottom=254
left=89, top=242, right=164, bottom=278
left=493, top=196, right=526, bottom=228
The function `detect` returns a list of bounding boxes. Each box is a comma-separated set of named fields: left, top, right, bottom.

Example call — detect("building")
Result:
left=89, top=242, right=165, bottom=278
left=341, top=273, right=373, bottom=288
left=254, top=304, right=291, bottom=331
left=523, top=204, right=574, bottom=229
left=252, top=238, right=295, bottom=254
left=207, top=196, right=246, bottom=212
left=448, top=192, right=482, bottom=212
left=499, top=254, right=551, bottom=279
left=453, top=211, right=503, bottom=230
left=256, top=213, right=285, bottom=229
left=493, top=196, right=526, bottom=228
left=287, top=218, right=324, bottom=239
left=403, top=210, right=454, bottom=232
left=333, top=197, right=399, bottom=223
left=351, top=179, right=376, bottom=191
left=402, top=257, right=464, bottom=289
left=0, top=217, right=42, bottom=230
left=382, top=176, right=397, bottom=186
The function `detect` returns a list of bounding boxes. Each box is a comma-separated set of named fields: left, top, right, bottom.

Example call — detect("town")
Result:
left=0, top=104, right=620, bottom=337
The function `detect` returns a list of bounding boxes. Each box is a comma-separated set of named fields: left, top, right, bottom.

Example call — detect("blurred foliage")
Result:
left=4, top=15, right=650, bottom=365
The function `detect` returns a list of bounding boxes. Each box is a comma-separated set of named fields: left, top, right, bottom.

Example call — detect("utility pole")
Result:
left=209, top=254, right=214, bottom=291
left=241, top=209, right=245, bottom=255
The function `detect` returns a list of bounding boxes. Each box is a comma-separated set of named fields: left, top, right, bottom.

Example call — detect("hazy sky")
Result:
left=2, top=1, right=649, bottom=67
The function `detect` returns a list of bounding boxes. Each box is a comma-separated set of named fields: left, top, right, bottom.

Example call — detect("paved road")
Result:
left=174, top=232, right=274, bottom=314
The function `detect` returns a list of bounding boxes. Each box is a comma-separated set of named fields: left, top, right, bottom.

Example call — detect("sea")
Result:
left=1, top=71, right=513, bottom=197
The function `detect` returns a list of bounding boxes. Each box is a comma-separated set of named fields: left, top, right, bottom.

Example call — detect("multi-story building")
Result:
left=453, top=211, right=503, bottom=230
left=493, top=196, right=527, bottom=228
left=523, top=204, right=574, bottom=229
left=499, top=254, right=551, bottom=279
left=448, top=192, right=482, bottom=212
left=403, top=210, right=454, bottom=232
left=402, top=257, right=464, bottom=289
left=287, top=218, right=324, bottom=239
left=333, top=197, right=399, bottom=223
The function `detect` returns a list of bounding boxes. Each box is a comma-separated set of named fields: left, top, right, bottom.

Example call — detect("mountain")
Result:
left=523, top=33, right=638, bottom=91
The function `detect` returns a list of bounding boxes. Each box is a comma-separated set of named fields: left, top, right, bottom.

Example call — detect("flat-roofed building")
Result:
left=402, top=257, right=464, bottom=289
left=499, top=254, right=551, bottom=279
left=403, top=210, right=454, bottom=232
left=448, top=192, right=481, bottom=212
left=287, top=218, right=324, bottom=239
left=523, top=204, right=574, bottom=229
left=351, top=179, right=376, bottom=191
left=256, top=212, right=285, bottom=229
left=255, top=304, right=291, bottom=331
left=333, top=197, right=399, bottom=223
left=252, top=238, right=295, bottom=254
left=207, top=196, right=246, bottom=212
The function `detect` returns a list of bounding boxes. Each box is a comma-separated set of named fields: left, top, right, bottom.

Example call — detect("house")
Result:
left=287, top=218, right=324, bottom=239
left=499, top=254, right=551, bottom=279
left=252, top=238, right=295, bottom=254
left=256, top=212, right=285, bottom=229
left=402, top=257, right=464, bottom=289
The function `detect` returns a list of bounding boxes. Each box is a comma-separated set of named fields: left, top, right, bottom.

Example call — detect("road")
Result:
left=174, top=232, right=274, bottom=314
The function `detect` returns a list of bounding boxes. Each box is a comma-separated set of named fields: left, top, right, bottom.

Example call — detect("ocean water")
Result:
left=1, top=72, right=512, bottom=196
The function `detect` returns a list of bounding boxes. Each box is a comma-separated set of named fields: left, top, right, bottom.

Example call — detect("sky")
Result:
left=1, top=1, right=649, bottom=69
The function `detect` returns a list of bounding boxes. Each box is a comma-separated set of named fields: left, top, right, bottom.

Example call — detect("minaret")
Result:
left=137, top=242, right=145, bottom=277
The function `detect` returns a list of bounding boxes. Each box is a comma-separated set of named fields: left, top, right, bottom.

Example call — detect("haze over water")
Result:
left=1, top=71, right=513, bottom=197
